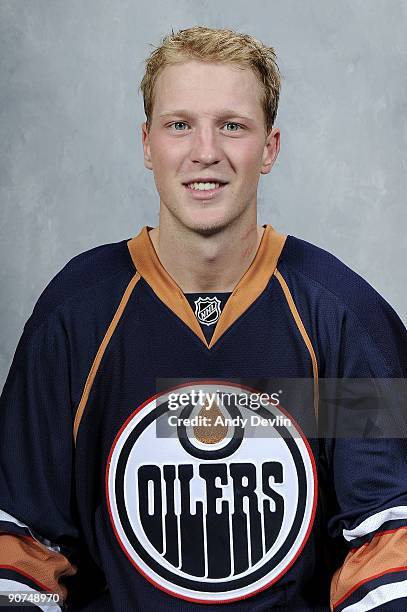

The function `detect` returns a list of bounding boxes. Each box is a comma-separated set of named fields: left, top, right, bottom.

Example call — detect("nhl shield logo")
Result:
left=106, top=381, right=317, bottom=604
left=194, top=297, right=221, bottom=326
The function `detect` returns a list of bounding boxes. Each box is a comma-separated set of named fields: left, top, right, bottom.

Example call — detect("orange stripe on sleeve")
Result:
left=0, top=534, right=77, bottom=600
left=73, top=272, right=141, bottom=444
left=273, top=268, right=319, bottom=421
left=331, top=527, right=407, bottom=610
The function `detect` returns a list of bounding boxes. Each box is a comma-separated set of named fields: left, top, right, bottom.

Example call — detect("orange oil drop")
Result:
left=193, top=400, right=228, bottom=444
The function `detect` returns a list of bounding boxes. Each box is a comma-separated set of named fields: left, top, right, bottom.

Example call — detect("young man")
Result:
left=1, top=26, right=407, bottom=611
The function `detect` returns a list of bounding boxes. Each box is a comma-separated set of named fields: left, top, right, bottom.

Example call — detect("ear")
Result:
left=141, top=122, right=153, bottom=170
left=260, top=127, right=280, bottom=175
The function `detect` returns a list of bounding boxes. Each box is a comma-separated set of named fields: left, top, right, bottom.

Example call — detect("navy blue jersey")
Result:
left=1, top=225, right=407, bottom=611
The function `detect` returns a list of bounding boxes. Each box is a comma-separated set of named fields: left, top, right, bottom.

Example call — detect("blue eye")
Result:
left=172, top=122, right=188, bottom=130
left=225, top=122, right=240, bottom=131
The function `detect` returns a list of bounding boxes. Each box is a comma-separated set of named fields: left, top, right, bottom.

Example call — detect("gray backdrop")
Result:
left=1, top=0, right=406, bottom=389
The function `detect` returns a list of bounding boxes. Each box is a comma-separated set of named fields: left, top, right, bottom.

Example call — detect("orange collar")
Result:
left=127, top=225, right=286, bottom=349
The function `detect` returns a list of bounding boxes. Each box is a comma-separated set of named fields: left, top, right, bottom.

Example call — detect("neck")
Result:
left=148, top=215, right=264, bottom=293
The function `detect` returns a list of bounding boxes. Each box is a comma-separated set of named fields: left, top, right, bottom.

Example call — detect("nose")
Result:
left=189, top=126, right=222, bottom=166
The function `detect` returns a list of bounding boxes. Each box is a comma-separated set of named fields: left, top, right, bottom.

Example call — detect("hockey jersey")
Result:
left=1, top=224, right=407, bottom=611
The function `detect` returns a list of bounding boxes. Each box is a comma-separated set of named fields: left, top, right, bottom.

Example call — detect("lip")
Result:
left=183, top=178, right=228, bottom=184
left=183, top=183, right=228, bottom=200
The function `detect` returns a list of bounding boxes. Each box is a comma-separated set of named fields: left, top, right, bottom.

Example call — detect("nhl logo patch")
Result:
left=106, top=381, right=317, bottom=604
left=194, top=297, right=221, bottom=326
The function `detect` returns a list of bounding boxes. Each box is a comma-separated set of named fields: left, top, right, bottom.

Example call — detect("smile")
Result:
left=186, top=182, right=222, bottom=191
left=183, top=182, right=228, bottom=199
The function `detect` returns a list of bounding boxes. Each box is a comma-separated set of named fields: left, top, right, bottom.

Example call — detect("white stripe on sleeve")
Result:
left=343, top=506, right=407, bottom=542
left=341, top=578, right=407, bottom=611
left=0, top=509, right=31, bottom=530
left=0, top=509, right=61, bottom=552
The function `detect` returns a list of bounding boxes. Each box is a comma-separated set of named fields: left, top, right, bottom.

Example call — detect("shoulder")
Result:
left=6, top=238, right=140, bottom=409
left=279, top=234, right=401, bottom=325
left=277, top=235, right=407, bottom=375
left=25, top=239, right=136, bottom=335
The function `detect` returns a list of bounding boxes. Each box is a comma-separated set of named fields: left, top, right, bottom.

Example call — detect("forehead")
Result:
left=152, top=60, right=263, bottom=118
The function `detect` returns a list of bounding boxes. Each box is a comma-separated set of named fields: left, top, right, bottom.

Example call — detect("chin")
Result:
left=191, top=224, right=223, bottom=236
left=185, top=214, right=233, bottom=236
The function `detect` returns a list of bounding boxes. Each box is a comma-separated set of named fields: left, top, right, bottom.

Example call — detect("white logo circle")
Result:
left=106, top=382, right=316, bottom=603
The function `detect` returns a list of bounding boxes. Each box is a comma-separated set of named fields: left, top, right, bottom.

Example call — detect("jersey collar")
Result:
left=127, top=225, right=286, bottom=349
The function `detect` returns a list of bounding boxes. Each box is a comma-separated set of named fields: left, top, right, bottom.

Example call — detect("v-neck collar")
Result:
left=127, top=225, right=287, bottom=349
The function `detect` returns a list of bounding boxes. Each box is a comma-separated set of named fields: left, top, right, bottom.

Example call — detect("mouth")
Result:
left=182, top=180, right=228, bottom=199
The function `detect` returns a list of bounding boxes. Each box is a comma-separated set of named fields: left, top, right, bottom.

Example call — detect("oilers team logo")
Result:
left=106, top=381, right=317, bottom=604
left=194, top=297, right=221, bottom=326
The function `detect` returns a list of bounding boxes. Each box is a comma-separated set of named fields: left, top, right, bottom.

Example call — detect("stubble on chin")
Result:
left=161, top=193, right=245, bottom=238
left=189, top=220, right=228, bottom=236
left=162, top=203, right=227, bottom=237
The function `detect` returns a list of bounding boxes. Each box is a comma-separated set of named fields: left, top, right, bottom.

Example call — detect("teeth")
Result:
left=186, top=182, right=221, bottom=191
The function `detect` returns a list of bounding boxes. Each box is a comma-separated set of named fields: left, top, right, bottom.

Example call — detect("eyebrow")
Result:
left=158, top=109, right=255, bottom=122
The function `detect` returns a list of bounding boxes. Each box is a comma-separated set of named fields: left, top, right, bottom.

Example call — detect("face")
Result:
left=142, top=60, right=280, bottom=235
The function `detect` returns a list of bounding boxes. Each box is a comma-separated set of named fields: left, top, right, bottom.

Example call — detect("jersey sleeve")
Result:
left=0, top=308, right=79, bottom=609
left=324, top=300, right=407, bottom=611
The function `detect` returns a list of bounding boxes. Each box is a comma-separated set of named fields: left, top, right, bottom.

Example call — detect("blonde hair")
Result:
left=139, top=26, right=281, bottom=134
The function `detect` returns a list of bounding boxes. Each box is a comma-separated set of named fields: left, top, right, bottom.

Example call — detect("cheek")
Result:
left=150, top=140, right=186, bottom=177
left=150, top=141, right=169, bottom=166
left=230, top=142, right=265, bottom=175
